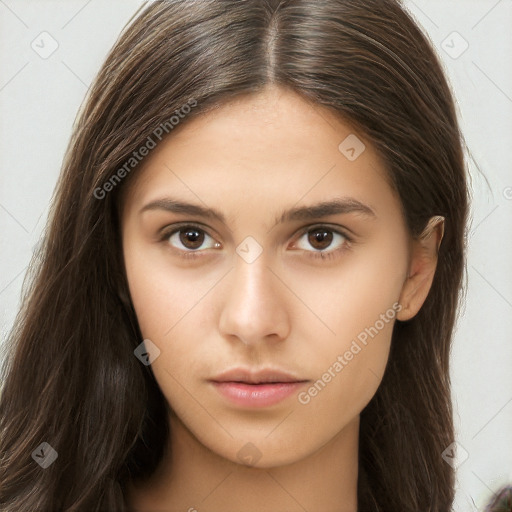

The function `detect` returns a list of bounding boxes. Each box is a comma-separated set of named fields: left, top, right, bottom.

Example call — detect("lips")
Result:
left=210, top=368, right=307, bottom=385
left=209, top=368, right=310, bottom=408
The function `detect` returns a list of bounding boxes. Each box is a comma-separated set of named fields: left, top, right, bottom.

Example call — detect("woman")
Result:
left=0, top=0, right=501, bottom=510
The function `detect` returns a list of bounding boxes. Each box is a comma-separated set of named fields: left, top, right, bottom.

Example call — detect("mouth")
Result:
left=209, top=368, right=310, bottom=408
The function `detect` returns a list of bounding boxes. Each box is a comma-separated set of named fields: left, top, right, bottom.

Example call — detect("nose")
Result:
left=218, top=253, right=291, bottom=346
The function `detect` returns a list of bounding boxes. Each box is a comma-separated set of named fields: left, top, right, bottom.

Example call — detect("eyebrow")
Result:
left=139, top=197, right=376, bottom=225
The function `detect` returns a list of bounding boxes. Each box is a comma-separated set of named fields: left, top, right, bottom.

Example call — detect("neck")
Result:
left=127, top=413, right=360, bottom=512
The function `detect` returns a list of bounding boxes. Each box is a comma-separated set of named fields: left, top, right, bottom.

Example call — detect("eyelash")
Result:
left=159, top=223, right=353, bottom=261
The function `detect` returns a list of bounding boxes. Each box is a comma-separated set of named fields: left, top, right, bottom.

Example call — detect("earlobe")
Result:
left=397, top=216, right=445, bottom=321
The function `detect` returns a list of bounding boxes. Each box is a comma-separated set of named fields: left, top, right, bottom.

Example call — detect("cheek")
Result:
left=292, top=234, right=407, bottom=406
left=123, top=240, right=216, bottom=341
left=296, top=330, right=392, bottom=440
left=296, top=233, right=407, bottom=348
left=122, top=243, right=225, bottom=401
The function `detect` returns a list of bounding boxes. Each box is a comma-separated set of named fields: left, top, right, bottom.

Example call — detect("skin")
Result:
left=122, top=85, right=443, bottom=512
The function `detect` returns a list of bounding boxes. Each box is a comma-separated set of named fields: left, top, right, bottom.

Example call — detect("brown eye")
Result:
left=292, top=225, right=351, bottom=261
left=307, top=228, right=334, bottom=250
left=163, top=224, right=218, bottom=254
left=179, top=227, right=204, bottom=250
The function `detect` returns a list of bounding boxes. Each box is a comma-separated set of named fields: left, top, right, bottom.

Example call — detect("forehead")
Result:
left=121, top=86, right=399, bottom=223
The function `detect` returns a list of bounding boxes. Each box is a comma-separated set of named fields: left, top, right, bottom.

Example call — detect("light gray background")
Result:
left=0, top=1, right=511, bottom=510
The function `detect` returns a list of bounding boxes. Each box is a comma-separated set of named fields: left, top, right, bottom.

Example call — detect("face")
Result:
left=121, top=85, right=433, bottom=469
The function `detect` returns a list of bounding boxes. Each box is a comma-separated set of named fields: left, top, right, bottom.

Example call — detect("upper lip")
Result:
left=210, top=368, right=308, bottom=384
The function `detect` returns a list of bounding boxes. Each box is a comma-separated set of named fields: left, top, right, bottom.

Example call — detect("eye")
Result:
left=291, top=225, right=352, bottom=260
left=160, top=224, right=220, bottom=258
left=159, top=223, right=352, bottom=261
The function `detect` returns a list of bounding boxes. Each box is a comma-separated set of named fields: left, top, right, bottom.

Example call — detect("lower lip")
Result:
left=211, top=381, right=307, bottom=408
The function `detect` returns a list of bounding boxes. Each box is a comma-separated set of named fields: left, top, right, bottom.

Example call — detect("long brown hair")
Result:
left=0, top=0, right=470, bottom=510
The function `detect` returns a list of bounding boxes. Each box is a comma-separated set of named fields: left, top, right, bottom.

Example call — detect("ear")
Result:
left=397, top=216, right=445, bottom=321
